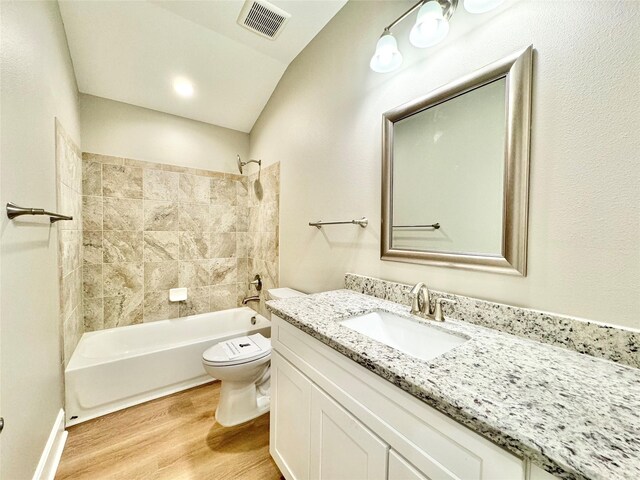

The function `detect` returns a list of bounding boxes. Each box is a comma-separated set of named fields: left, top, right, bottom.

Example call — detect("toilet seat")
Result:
left=203, top=333, right=271, bottom=367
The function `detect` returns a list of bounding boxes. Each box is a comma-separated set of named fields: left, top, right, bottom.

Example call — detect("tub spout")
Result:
left=242, top=295, right=260, bottom=305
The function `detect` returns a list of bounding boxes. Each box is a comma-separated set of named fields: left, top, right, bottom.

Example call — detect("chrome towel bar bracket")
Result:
left=309, top=217, right=368, bottom=229
left=6, top=202, right=73, bottom=223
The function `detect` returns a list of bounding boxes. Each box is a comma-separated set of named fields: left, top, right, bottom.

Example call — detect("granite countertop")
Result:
left=266, top=290, right=640, bottom=480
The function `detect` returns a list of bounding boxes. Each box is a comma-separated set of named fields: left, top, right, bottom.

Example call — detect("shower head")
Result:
left=236, top=154, right=262, bottom=175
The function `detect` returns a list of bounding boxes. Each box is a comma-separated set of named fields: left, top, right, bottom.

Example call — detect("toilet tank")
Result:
left=267, top=287, right=306, bottom=301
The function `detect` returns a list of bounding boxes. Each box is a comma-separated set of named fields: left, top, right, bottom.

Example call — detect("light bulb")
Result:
left=173, top=78, right=194, bottom=97
left=463, top=0, right=505, bottom=14
left=410, top=1, right=450, bottom=48
left=370, top=32, right=403, bottom=73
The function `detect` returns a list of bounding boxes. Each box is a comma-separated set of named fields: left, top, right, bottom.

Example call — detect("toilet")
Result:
left=202, top=287, right=306, bottom=427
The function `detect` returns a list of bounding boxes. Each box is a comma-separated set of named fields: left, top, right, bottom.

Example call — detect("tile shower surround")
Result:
left=81, top=153, right=279, bottom=331
left=56, top=120, right=84, bottom=364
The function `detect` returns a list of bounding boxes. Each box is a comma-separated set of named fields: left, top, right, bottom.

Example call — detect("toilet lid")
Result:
left=203, top=333, right=271, bottom=366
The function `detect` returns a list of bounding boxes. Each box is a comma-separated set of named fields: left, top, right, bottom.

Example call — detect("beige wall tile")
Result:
left=57, top=127, right=81, bottom=192
left=59, top=230, right=81, bottom=276
left=63, top=306, right=83, bottom=365
left=210, top=232, right=236, bottom=258
left=103, top=197, right=143, bottom=231
left=144, top=231, right=179, bottom=261
left=210, top=177, right=236, bottom=205
left=82, top=196, right=103, bottom=231
left=58, top=183, right=81, bottom=231
left=144, top=200, right=179, bottom=231
left=124, top=158, right=162, bottom=170
left=143, top=291, right=179, bottom=322
left=179, top=174, right=210, bottom=204
left=179, top=231, right=209, bottom=260
left=103, top=165, right=143, bottom=198
left=236, top=176, right=249, bottom=206
left=143, top=169, right=179, bottom=200
left=83, top=152, right=124, bottom=165
left=82, top=159, right=102, bottom=195
left=179, top=203, right=209, bottom=232
left=179, top=286, right=210, bottom=317
left=60, top=268, right=82, bottom=323
left=210, top=205, right=236, bottom=233
left=84, top=297, right=104, bottom=332
left=83, top=264, right=103, bottom=298
left=236, top=282, right=250, bottom=307
left=144, top=262, right=179, bottom=291
left=104, top=293, right=143, bottom=328
left=103, top=231, right=143, bottom=263
left=179, top=260, right=211, bottom=288
left=236, top=257, right=248, bottom=284
left=83, top=231, right=103, bottom=265
left=236, top=206, right=248, bottom=232
left=210, top=284, right=236, bottom=311
left=236, top=233, right=248, bottom=258
left=211, top=258, right=237, bottom=285
left=103, top=262, right=143, bottom=297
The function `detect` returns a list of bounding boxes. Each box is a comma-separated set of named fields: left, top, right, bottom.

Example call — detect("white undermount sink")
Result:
left=340, top=310, right=467, bottom=362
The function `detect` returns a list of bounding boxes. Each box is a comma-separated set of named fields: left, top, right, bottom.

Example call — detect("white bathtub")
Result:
left=65, top=307, right=270, bottom=426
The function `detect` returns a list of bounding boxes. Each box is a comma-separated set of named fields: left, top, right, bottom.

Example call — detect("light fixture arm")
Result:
left=384, top=0, right=457, bottom=32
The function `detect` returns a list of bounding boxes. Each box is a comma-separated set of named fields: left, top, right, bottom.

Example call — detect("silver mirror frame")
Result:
left=381, top=45, right=533, bottom=276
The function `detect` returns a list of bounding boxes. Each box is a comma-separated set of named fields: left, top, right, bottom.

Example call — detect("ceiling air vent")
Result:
left=237, top=0, right=291, bottom=40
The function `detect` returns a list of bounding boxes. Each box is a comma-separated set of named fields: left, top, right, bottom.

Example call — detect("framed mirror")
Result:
left=381, top=46, right=533, bottom=276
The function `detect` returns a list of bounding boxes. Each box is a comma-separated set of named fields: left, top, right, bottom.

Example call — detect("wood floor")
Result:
left=56, top=382, right=282, bottom=480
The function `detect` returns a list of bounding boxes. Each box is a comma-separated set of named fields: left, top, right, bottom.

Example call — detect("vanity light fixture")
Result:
left=410, top=1, right=450, bottom=48
left=173, top=78, right=194, bottom=97
left=370, top=30, right=404, bottom=73
left=370, top=0, right=504, bottom=73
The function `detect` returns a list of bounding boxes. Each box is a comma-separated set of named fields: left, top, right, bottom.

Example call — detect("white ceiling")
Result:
left=59, top=0, right=346, bottom=133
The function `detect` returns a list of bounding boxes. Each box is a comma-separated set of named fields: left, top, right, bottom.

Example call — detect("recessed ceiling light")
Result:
left=173, top=78, right=194, bottom=97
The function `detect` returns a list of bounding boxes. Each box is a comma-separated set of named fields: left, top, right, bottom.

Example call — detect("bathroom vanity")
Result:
left=267, top=287, right=640, bottom=480
left=270, top=315, right=553, bottom=480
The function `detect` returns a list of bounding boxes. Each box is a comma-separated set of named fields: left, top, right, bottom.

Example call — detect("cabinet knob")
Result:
left=0, top=417, right=4, bottom=434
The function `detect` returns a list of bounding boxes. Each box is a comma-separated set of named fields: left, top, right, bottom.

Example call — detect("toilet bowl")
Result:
left=203, top=333, right=272, bottom=427
left=202, top=287, right=306, bottom=427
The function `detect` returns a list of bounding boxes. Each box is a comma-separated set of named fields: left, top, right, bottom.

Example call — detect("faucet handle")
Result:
left=249, top=274, right=262, bottom=291
left=434, top=298, right=456, bottom=322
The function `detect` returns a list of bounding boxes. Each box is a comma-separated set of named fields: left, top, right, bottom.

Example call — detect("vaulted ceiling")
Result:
left=59, top=0, right=347, bottom=133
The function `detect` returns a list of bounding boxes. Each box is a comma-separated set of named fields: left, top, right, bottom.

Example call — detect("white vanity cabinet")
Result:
left=271, top=349, right=388, bottom=480
left=270, top=315, right=560, bottom=480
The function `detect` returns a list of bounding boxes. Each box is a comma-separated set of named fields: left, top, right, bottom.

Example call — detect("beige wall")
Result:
left=250, top=1, right=640, bottom=328
left=0, top=1, right=81, bottom=477
left=80, top=94, right=249, bottom=173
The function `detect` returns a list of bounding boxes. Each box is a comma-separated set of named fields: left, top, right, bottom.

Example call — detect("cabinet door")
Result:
left=388, top=450, right=429, bottom=480
left=271, top=351, right=312, bottom=480
left=310, top=386, right=388, bottom=480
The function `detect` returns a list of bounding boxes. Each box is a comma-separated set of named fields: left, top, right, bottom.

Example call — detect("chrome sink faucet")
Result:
left=410, top=282, right=433, bottom=318
left=410, top=282, right=456, bottom=322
